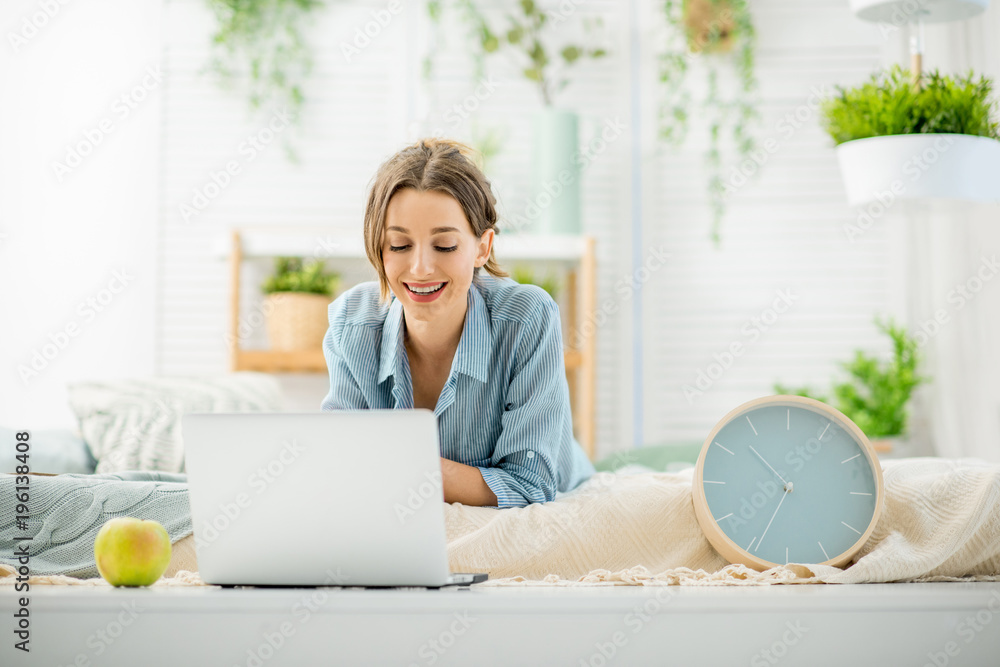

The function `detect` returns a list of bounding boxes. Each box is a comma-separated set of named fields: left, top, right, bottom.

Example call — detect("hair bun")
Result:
left=417, top=137, right=482, bottom=167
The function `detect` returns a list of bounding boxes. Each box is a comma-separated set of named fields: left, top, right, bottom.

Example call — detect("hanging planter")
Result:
left=682, top=0, right=737, bottom=54
left=822, top=65, right=1000, bottom=207
left=836, top=133, right=1000, bottom=207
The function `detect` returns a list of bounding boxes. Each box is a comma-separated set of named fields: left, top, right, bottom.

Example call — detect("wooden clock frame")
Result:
left=692, top=394, right=886, bottom=572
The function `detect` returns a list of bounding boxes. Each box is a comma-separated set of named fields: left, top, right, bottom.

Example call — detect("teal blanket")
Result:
left=0, top=472, right=192, bottom=579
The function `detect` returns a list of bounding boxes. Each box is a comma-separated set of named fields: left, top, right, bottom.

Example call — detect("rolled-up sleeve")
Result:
left=475, top=298, right=566, bottom=508
left=320, top=299, right=368, bottom=411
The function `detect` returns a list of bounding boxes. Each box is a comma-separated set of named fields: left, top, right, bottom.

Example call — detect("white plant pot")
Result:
left=835, top=133, right=1000, bottom=207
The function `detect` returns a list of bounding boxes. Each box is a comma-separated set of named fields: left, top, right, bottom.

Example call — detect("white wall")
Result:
left=0, top=0, right=162, bottom=429
left=155, top=0, right=633, bottom=458
left=640, top=0, right=894, bottom=445
left=156, top=0, right=891, bottom=460
left=881, top=2, right=1000, bottom=461
left=12, top=0, right=970, bottom=461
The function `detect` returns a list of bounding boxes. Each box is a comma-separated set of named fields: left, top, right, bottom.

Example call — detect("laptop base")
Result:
left=216, top=573, right=489, bottom=589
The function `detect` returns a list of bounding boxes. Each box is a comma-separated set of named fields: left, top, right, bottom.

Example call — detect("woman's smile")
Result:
left=404, top=281, right=448, bottom=302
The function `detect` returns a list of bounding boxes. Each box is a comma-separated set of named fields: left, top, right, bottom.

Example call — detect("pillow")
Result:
left=67, top=373, right=284, bottom=473
left=0, top=427, right=97, bottom=474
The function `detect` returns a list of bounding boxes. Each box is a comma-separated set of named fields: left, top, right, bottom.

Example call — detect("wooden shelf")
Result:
left=235, top=349, right=326, bottom=373
left=227, top=228, right=598, bottom=461
left=564, top=349, right=583, bottom=369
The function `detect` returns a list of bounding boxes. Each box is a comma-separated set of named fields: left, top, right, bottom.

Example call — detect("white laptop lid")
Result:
left=181, top=410, right=451, bottom=587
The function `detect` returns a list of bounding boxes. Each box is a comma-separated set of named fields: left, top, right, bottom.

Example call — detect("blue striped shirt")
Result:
left=320, top=274, right=595, bottom=508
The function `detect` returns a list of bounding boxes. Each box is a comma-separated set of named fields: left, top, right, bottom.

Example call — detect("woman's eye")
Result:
left=388, top=244, right=457, bottom=252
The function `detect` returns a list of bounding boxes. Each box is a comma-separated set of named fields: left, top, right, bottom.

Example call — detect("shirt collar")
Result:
left=377, top=280, right=490, bottom=386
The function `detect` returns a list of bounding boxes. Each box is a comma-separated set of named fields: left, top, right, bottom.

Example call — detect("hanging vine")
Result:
left=204, top=0, right=322, bottom=159
left=659, top=0, right=759, bottom=247
left=425, top=0, right=608, bottom=107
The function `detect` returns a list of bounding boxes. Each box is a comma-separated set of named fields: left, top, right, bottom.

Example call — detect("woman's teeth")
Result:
left=408, top=282, right=445, bottom=294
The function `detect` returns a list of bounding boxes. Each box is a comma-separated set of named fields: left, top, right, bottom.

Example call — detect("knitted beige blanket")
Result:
left=462, top=457, right=1000, bottom=586
left=3, top=457, right=999, bottom=587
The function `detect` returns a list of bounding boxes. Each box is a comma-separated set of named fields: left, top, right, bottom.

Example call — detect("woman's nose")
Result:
left=410, top=244, right=435, bottom=277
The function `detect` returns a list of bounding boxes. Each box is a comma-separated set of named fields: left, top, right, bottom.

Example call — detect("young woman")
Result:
left=321, top=138, right=594, bottom=508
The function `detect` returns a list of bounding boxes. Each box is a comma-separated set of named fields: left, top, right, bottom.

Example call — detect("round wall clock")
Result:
left=692, top=395, right=885, bottom=571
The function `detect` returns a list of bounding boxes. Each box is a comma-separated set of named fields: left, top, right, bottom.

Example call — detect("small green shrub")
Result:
left=262, top=257, right=339, bottom=296
left=773, top=317, right=930, bottom=438
left=511, top=265, right=559, bottom=300
left=821, top=65, right=1000, bottom=145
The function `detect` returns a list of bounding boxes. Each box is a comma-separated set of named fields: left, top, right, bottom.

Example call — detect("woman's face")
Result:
left=382, top=187, right=493, bottom=325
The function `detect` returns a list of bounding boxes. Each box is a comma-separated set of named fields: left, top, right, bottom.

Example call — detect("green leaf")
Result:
left=427, top=0, right=441, bottom=21
left=561, top=45, right=581, bottom=64
left=482, top=33, right=500, bottom=52
left=523, top=67, right=543, bottom=82
left=528, top=39, right=547, bottom=67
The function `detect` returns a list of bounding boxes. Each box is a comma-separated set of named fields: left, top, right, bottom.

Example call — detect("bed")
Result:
left=3, top=375, right=1000, bottom=665
left=3, top=454, right=1000, bottom=666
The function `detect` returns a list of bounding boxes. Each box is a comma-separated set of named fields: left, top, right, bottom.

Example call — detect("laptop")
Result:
left=181, top=409, right=488, bottom=588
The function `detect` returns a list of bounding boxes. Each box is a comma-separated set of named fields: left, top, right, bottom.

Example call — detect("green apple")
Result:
left=94, top=517, right=172, bottom=587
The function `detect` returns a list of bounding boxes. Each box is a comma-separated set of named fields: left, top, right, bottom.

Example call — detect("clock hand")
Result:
left=754, top=488, right=789, bottom=553
left=748, top=445, right=790, bottom=487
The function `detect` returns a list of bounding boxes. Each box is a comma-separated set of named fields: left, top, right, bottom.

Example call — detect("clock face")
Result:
left=696, top=397, right=882, bottom=569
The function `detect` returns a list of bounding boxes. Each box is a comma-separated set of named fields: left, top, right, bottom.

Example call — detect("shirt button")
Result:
left=527, top=451, right=534, bottom=459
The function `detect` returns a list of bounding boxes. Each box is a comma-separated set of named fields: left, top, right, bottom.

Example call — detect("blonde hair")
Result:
left=363, top=138, right=508, bottom=302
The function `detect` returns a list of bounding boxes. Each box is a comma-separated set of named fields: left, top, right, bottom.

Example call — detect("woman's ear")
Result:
left=476, top=228, right=495, bottom=268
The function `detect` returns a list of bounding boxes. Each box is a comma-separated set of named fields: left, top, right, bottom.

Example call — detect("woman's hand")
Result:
left=440, top=456, right=499, bottom=507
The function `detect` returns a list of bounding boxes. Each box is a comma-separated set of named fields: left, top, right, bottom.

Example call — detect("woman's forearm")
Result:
left=440, top=457, right=498, bottom=507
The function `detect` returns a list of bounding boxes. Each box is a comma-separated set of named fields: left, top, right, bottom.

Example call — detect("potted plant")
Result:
left=773, top=317, right=930, bottom=451
left=821, top=65, right=1000, bottom=207
left=427, top=0, right=608, bottom=236
left=261, top=256, right=339, bottom=351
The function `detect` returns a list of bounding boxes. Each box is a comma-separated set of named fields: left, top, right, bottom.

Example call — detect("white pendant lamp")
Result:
left=849, top=0, right=989, bottom=24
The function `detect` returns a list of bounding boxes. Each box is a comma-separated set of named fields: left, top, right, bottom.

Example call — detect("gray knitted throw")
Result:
left=0, top=472, right=191, bottom=579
